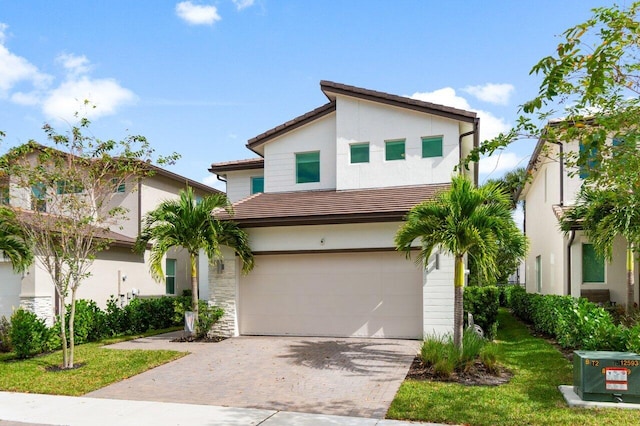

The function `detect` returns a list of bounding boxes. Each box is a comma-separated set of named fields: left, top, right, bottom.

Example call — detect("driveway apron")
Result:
left=85, top=334, right=419, bottom=419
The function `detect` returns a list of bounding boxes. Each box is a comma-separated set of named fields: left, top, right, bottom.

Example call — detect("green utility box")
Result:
left=573, top=351, right=640, bottom=403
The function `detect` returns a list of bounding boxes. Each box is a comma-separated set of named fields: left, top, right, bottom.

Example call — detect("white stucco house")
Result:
left=207, top=80, right=479, bottom=339
left=517, top=128, right=639, bottom=307
left=0, top=149, right=220, bottom=325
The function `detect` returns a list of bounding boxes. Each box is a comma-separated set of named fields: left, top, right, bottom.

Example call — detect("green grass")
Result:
left=0, top=327, right=185, bottom=395
left=388, top=309, right=639, bottom=426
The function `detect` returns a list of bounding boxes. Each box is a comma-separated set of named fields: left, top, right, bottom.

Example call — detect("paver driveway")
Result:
left=86, top=333, right=419, bottom=418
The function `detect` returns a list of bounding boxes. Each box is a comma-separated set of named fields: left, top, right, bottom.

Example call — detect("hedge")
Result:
left=464, top=286, right=500, bottom=339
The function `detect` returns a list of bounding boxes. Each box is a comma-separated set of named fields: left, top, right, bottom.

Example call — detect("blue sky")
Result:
left=0, top=0, right=616, bottom=189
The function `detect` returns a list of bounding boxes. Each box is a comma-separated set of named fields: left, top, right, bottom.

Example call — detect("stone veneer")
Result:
left=20, top=296, right=54, bottom=327
left=208, top=256, right=238, bottom=337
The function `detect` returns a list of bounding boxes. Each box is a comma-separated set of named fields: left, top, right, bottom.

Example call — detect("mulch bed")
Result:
left=405, top=356, right=513, bottom=386
left=170, top=335, right=227, bottom=343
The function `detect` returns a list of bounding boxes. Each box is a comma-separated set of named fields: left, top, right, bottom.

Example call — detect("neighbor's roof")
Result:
left=214, top=183, right=450, bottom=227
left=209, top=158, right=265, bottom=174
left=246, top=81, right=478, bottom=153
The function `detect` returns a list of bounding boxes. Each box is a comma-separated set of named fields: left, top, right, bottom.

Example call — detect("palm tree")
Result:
left=395, top=175, right=525, bottom=349
left=0, top=206, right=33, bottom=273
left=560, top=185, right=640, bottom=313
left=135, top=187, right=254, bottom=330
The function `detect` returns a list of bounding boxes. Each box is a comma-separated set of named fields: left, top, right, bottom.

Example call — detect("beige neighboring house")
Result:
left=207, top=80, right=479, bottom=339
left=0, top=152, right=221, bottom=325
left=518, top=129, right=639, bottom=307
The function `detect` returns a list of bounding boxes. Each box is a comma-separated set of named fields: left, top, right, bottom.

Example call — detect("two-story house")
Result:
left=518, top=127, right=639, bottom=307
left=0, top=147, right=220, bottom=324
left=207, top=81, right=479, bottom=339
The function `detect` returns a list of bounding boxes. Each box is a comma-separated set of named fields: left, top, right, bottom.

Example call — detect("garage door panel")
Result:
left=239, top=252, right=423, bottom=338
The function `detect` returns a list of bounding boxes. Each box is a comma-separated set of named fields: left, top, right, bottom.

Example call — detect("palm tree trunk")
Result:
left=627, top=243, right=635, bottom=315
left=190, top=253, right=199, bottom=334
left=453, top=254, right=465, bottom=350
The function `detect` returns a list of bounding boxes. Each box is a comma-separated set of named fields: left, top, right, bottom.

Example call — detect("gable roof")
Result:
left=214, top=183, right=449, bottom=227
left=320, top=80, right=478, bottom=123
left=209, top=158, right=264, bottom=174
left=246, top=101, right=336, bottom=153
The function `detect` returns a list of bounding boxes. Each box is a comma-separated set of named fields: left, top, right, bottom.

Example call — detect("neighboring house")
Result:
left=208, top=80, right=479, bottom=339
left=0, top=151, right=220, bottom=324
left=517, top=128, right=639, bottom=306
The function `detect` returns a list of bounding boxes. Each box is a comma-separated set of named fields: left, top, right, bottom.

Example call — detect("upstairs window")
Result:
left=165, top=258, right=176, bottom=295
left=296, top=152, right=320, bottom=183
left=251, top=176, right=264, bottom=194
left=578, top=140, right=599, bottom=179
left=582, top=243, right=605, bottom=283
left=385, top=139, right=405, bottom=161
left=422, top=136, right=443, bottom=158
left=56, top=180, right=83, bottom=194
left=31, top=184, right=46, bottom=212
left=112, top=178, right=126, bottom=193
left=350, top=143, right=369, bottom=164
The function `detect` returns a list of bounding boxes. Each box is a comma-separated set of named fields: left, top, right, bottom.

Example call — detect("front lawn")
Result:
left=0, top=329, right=185, bottom=395
left=387, top=309, right=639, bottom=425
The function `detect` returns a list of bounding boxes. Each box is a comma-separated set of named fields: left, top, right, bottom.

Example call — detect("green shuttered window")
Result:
left=296, top=152, right=320, bottom=183
left=385, top=140, right=405, bottom=161
left=422, top=136, right=443, bottom=158
left=350, top=143, right=369, bottom=164
left=165, top=259, right=176, bottom=295
left=251, top=176, right=264, bottom=194
left=582, top=243, right=605, bottom=283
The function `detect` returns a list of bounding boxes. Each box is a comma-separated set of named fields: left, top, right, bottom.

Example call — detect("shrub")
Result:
left=0, top=316, right=12, bottom=353
left=10, top=309, right=50, bottom=358
left=105, top=296, right=127, bottom=336
left=69, top=300, right=108, bottom=344
left=420, top=331, right=499, bottom=378
left=174, top=298, right=223, bottom=338
left=480, top=343, right=501, bottom=374
left=464, top=286, right=500, bottom=339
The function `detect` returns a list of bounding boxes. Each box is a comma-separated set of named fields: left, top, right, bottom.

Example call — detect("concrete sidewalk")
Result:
left=0, top=392, right=441, bottom=426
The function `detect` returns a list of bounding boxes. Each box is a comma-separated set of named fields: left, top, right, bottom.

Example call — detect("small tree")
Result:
left=395, top=176, right=526, bottom=349
left=135, top=187, right=253, bottom=334
left=0, top=117, right=175, bottom=368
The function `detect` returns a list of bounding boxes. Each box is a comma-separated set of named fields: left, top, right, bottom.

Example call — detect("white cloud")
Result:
left=57, top=53, right=91, bottom=78
left=410, top=87, right=510, bottom=142
left=479, top=151, right=526, bottom=178
left=463, top=83, right=514, bottom=105
left=42, top=76, right=136, bottom=122
left=176, top=2, right=221, bottom=25
left=0, top=23, right=52, bottom=97
left=232, top=0, right=255, bottom=10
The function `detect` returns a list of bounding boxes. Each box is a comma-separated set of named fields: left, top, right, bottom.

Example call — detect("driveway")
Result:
left=85, top=333, right=420, bottom=419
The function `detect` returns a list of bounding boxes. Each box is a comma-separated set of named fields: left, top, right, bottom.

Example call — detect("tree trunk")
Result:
left=58, top=288, right=68, bottom=369
left=190, top=253, right=199, bottom=335
left=68, top=288, right=77, bottom=369
left=453, top=254, right=465, bottom=350
left=627, top=243, right=635, bottom=315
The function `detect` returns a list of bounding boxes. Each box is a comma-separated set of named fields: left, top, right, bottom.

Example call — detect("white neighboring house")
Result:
left=207, top=80, right=479, bottom=339
left=518, top=130, right=639, bottom=307
left=0, top=154, right=221, bottom=325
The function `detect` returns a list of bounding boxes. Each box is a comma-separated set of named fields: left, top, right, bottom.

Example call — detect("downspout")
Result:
left=567, top=230, right=576, bottom=297
left=137, top=178, right=142, bottom=236
left=550, top=141, right=564, bottom=206
left=458, top=117, right=480, bottom=185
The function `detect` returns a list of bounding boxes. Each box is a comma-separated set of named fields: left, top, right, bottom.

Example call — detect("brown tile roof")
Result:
left=552, top=204, right=583, bottom=230
left=320, top=80, right=477, bottom=123
left=215, top=184, right=450, bottom=227
left=246, top=101, right=336, bottom=152
left=209, top=158, right=265, bottom=174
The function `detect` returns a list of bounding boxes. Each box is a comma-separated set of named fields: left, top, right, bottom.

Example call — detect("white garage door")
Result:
left=239, top=252, right=423, bottom=338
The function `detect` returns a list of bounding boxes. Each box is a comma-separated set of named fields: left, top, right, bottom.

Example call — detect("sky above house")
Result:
left=0, top=0, right=616, bottom=190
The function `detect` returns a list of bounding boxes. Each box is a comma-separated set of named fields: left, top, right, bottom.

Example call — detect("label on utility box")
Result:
left=605, top=367, right=629, bottom=391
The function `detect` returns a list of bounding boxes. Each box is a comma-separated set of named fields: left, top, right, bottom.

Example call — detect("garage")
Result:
left=238, top=251, right=423, bottom=339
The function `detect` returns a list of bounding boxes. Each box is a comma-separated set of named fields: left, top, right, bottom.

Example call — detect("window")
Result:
left=578, top=141, right=599, bottom=179
left=296, top=152, right=320, bottom=183
left=385, top=139, right=405, bottom=161
left=535, top=255, right=542, bottom=293
left=251, top=176, right=264, bottom=194
left=56, top=180, right=83, bottom=194
left=582, top=243, right=605, bottom=283
left=422, top=136, right=443, bottom=158
left=350, top=143, right=369, bottom=164
left=165, top=259, right=176, bottom=295
left=31, top=184, right=46, bottom=212
left=112, top=178, right=125, bottom=193
left=0, top=186, right=9, bottom=206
